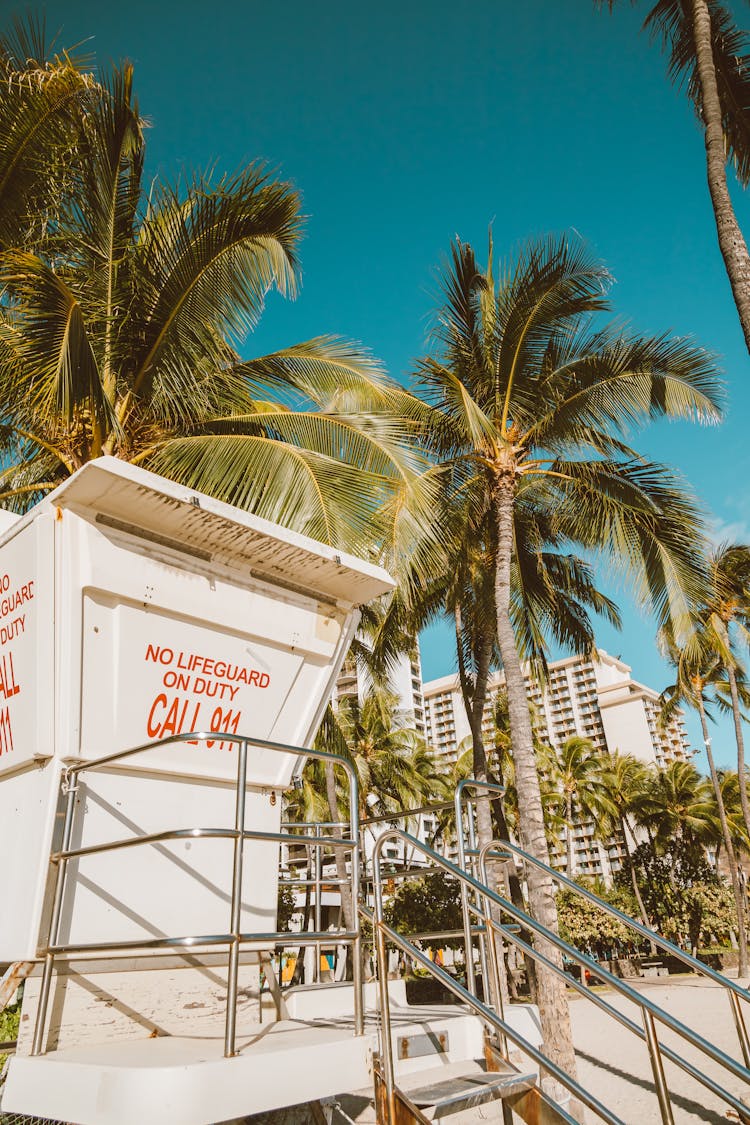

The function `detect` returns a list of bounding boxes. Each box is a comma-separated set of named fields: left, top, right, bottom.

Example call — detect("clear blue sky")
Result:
left=38, top=0, right=749, bottom=768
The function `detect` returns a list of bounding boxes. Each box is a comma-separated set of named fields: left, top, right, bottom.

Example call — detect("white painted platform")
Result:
left=0, top=993, right=542, bottom=1125
left=2, top=1018, right=372, bottom=1125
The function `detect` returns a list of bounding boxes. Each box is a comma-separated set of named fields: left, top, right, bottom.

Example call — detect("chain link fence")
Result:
left=0, top=1117, right=66, bottom=1125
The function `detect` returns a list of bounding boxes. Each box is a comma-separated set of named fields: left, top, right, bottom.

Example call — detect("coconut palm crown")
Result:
left=0, top=59, right=425, bottom=554
left=410, top=230, right=723, bottom=1074
left=0, top=16, right=95, bottom=251
left=660, top=615, right=750, bottom=974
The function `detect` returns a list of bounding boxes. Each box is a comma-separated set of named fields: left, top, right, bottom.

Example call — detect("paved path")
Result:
left=568, top=976, right=749, bottom=1124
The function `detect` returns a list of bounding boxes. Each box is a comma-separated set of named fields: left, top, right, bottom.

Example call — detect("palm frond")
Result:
left=143, top=431, right=396, bottom=550
left=126, top=163, right=302, bottom=408
left=0, top=250, right=116, bottom=434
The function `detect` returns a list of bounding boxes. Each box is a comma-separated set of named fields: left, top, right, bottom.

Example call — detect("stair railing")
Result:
left=279, top=818, right=355, bottom=986
left=368, top=830, right=625, bottom=1125
left=31, top=732, right=363, bottom=1060
left=488, top=833, right=750, bottom=1069
left=475, top=839, right=750, bottom=1125
left=455, top=777, right=750, bottom=1072
left=452, top=779, right=507, bottom=1004
left=370, top=827, right=750, bottom=1125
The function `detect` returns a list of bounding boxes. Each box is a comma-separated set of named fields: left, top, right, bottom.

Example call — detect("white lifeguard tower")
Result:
left=2, top=458, right=743, bottom=1125
left=0, top=459, right=542, bottom=1125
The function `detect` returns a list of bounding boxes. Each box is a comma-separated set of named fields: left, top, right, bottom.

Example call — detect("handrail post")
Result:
left=467, top=806, right=491, bottom=1000
left=729, top=989, right=750, bottom=1069
left=454, top=790, right=477, bottom=997
left=350, top=779, right=364, bottom=1036
left=453, top=779, right=506, bottom=1006
left=479, top=854, right=507, bottom=1050
left=642, top=1009, right=674, bottom=1125
left=32, top=770, right=78, bottom=1056
left=373, top=850, right=396, bottom=1123
left=224, top=738, right=248, bottom=1059
left=314, top=824, right=322, bottom=984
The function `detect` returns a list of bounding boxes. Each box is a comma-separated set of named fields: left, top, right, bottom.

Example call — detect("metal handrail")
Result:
left=31, top=731, right=363, bottom=1060
left=454, top=778, right=750, bottom=1073
left=53, top=827, right=357, bottom=863
left=367, top=842, right=622, bottom=1125
left=474, top=843, right=750, bottom=1123
left=493, top=834, right=750, bottom=1063
left=473, top=895, right=748, bottom=1117
left=372, top=828, right=750, bottom=1125
left=46, top=931, right=360, bottom=956
left=453, top=779, right=506, bottom=1002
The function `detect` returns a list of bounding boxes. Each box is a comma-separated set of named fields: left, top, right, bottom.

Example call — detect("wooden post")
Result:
left=0, top=962, right=34, bottom=1012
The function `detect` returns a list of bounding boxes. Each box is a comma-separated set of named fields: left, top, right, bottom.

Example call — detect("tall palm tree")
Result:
left=0, top=58, right=423, bottom=551
left=661, top=643, right=748, bottom=974
left=322, top=687, right=445, bottom=822
left=705, top=543, right=750, bottom=844
left=544, top=737, right=617, bottom=880
left=599, top=752, right=655, bottom=930
left=711, top=768, right=750, bottom=874
left=598, top=1, right=750, bottom=353
left=636, top=759, right=717, bottom=850
left=0, top=15, right=94, bottom=250
left=377, top=498, right=621, bottom=871
left=410, top=231, right=722, bottom=1072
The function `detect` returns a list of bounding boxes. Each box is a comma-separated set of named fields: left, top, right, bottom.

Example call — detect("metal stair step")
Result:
left=402, top=1064, right=537, bottom=1119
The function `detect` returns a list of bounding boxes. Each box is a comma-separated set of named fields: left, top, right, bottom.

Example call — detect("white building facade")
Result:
left=423, top=649, right=692, bottom=880
left=334, top=647, right=426, bottom=736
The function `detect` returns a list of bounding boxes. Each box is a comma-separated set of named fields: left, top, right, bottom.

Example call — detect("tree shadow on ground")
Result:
left=576, top=1047, right=736, bottom=1124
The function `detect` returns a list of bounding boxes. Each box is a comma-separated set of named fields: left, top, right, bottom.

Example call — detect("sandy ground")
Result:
left=567, top=975, right=750, bottom=1124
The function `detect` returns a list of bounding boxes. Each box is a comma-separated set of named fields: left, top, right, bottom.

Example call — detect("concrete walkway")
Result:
left=569, top=976, right=749, bottom=1124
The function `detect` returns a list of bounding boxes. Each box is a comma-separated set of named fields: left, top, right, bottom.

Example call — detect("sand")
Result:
left=567, top=976, right=749, bottom=1124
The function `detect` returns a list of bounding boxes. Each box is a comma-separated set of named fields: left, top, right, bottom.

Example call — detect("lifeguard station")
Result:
left=0, top=459, right=748, bottom=1125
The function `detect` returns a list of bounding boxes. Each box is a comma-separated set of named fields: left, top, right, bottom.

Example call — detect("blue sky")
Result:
left=38, top=0, right=750, bottom=767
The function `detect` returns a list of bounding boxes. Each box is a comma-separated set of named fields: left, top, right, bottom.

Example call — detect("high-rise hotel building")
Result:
left=423, top=649, right=692, bottom=879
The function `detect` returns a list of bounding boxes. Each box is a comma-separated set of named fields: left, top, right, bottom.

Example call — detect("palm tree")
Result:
left=283, top=759, right=330, bottom=826
left=710, top=768, right=750, bottom=875
left=0, top=57, right=422, bottom=552
left=661, top=644, right=748, bottom=974
left=599, top=752, right=655, bottom=931
left=636, top=759, right=717, bottom=851
left=624, top=761, right=720, bottom=946
left=705, top=544, right=750, bottom=844
left=378, top=497, right=621, bottom=881
left=322, top=687, right=444, bottom=823
left=598, top=1, right=750, bottom=354
left=0, top=16, right=94, bottom=250
left=544, top=737, right=617, bottom=880
left=410, top=231, right=722, bottom=1072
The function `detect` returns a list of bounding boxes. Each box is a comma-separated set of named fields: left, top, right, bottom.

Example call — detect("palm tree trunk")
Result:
left=697, top=696, right=748, bottom=977
left=492, top=468, right=577, bottom=1079
left=619, top=813, right=658, bottom=956
left=565, top=794, right=574, bottom=880
left=691, top=0, right=750, bottom=354
left=454, top=608, right=524, bottom=1007
left=724, top=656, right=750, bottom=847
left=290, top=853, right=314, bottom=986
left=620, top=814, right=652, bottom=931
left=455, top=606, right=496, bottom=862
